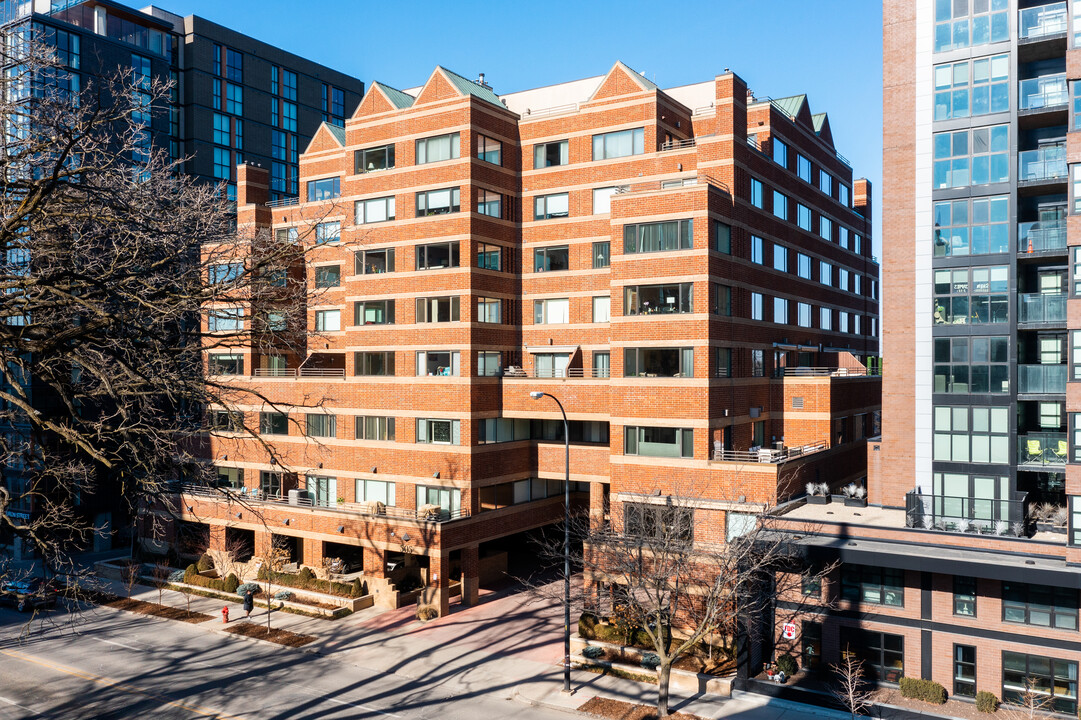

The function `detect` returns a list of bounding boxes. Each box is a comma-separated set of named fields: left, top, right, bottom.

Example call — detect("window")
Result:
left=209, top=262, right=243, bottom=284
left=1003, top=582, right=1078, bottom=630
left=751, top=178, right=763, bottom=208
left=624, top=426, right=693, bottom=458
left=713, top=284, right=732, bottom=316
left=819, top=170, right=832, bottom=196
left=416, top=187, right=461, bottom=216
left=534, top=352, right=570, bottom=377
left=477, top=351, right=502, bottom=376
left=534, top=139, right=568, bottom=168
left=933, top=405, right=1010, bottom=463
left=839, top=183, right=850, bottom=206
left=954, top=576, right=976, bottom=617
left=315, top=221, right=340, bottom=244
left=933, top=266, right=1008, bottom=325
left=307, top=177, right=340, bottom=201
left=260, top=471, right=282, bottom=499
left=354, top=351, right=395, bottom=376
left=773, top=297, right=788, bottom=324
left=820, top=261, right=832, bottom=286
left=1072, top=495, right=1081, bottom=546
left=416, top=350, right=460, bottom=376
left=314, top=309, right=341, bottom=332
left=207, top=307, right=243, bottom=332
left=933, top=125, right=1009, bottom=188
left=935, top=0, right=1009, bottom=53
left=715, top=348, right=732, bottom=378
left=840, top=627, right=904, bottom=684
left=225, top=82, right=242, bottom=115
left=534, top=192, right=569, bottom=220
left=313, top=265, right=342, bottom=289
left=478, top=189, right=502, bottom=218
left=726, top=512, right=757, bottom=541
left=213, top=113, right=230, bottom=146
left=624, top=503, right=693, bottom=543
left=306, top=414, right=336, bottom=438
left=592, top=296, right=610, bottom=323
left=215, top=466, right=243, bottom=488
left=356, top=478, right=395, bottom=505
left=282, top=69, right=297, bottom=101
left=592, top=241, right=610, bottom=268
left=1003, top=652, right=1078, bottom=714
left=797, top=154, right=811, bottom=182
left=416, top=418, right=460, bottom=445
left=593, top=186, right=618, bottom=214
left=477, top=297, right=502, bottom=323
left=624, top=283, right=693, bottom=315
left=208, top=353, right=243, bottom=375
left=819, top=216, right=832, bottom=242
left=841, top=565, right=904, bottom=607
left=798, top=303, right=811, bottom=328
left=751, top=292, right=763, bottom=321
left=772, top=137, right=787, bottom=167
left=954, top=645, right=977, bottom=698
left=415, top=296, right=460, bottom=323
left=225, top=48, right=242, bottom=82
left=594, top=352, right=611, bottom=378
left=801, top=572, right=822, bottom=597
left=212, top=147, right=231, bottom=180
left=356, top=248, right=395, bottom=274
left=478, top=243, right=502, bottom=271
left=415, top=241, right=459, bottom=270
left=934, top=336, right=1010, bottom=393
left=838, top=268, right=850, bottom=291
left=935, top=196, right=1009, bottom=257
left=797, top=253, right=812, bottom=279
left=306, top=475, right=336, bottom=507
left=534, top=298, right=569, bottom=324
left=715, top=221, right=731, bottom=254
left=797, top=204, right=812, bottom=231
left=356, top=196, right=395, bottom=223
left=259, top=412, right=287, bottom=435
left=535, top=245, right=570, bottom=272
left=751, top=349, right=764, bottom=377
left=820, top=307, right=832, bottom=330
left=839, top=311, right=850, bottom=333
left=624, top=347, right=693, bottom=378
left=477, top=134, right=501, bottom=165
left=592, top=127, right=644, bottom=160
left=773, top=244, right=787, bottom=272
left=355, top=144, right=395, bottom=173
left=934, top=54, right=1009, bottom=120
left=416, top=485, right=461, bottom=515
left=282, top=101, right=296, bottom=132
left=416, top=132, right=460, bottom=164
left=751, top=235, right=764, bottom=264
left=772, top=190, right=787, bottom=220
left=354, top=300, right=394, bottom=325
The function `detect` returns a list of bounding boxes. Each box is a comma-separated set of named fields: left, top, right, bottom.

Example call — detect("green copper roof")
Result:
left=771, top=94, right=806, bottom=118
left=812, top=113, right=827, bottom=133
left=323, top=122, right=346, bottom=145
left=373, top=81, right=415, bottom=110
left=437, top=66, right=505, bottom=108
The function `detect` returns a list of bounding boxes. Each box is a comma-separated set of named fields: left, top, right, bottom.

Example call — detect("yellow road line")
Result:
left=0, top=647, right=250, bottom=720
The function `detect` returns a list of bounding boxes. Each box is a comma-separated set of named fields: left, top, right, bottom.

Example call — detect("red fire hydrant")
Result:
left=222, top=606, right=229, bottom=624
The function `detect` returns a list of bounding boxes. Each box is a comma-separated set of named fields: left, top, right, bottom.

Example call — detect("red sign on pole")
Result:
left=781, top=622, right=797, bottom=640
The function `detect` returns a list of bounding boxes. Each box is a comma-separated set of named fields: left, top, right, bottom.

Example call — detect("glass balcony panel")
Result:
left=1019, top=219, right=1067, bottom=252
left=1018, top=293, right=1067, bottom=324
left=1018, top=364, right=1067, bottom=394
left=1019, top=2, right=1068, bottom=39
left=1019, top=146, right=1067, bottom=181
left=1018, top=432, right=1068, bottom=466
left=1020, top=74, right=1068, bottom=110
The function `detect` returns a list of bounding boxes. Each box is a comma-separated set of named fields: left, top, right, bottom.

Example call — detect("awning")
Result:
left=527, top=346, right=579, bottom=354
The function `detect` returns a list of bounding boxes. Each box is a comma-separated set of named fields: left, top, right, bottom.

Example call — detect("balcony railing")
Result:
left=1018, top=432, right=1068, bottom=466
left=265, top=197, right=299, bottom=208
left=1019, top=2, right=1068, bottom=40
left=1018, top=293, right=1067, bottom=324
left=781, top=367, right=880, bottom=378
left=905, top=490, right=1028, bottom=532
left=1019, top=74, right=1068, bottom=110
left=1018, top=364, right=1067, bottom=394
left=1019, top=219, right=1067, bottom=253
left=659, top=138, right=696, bottom=152
left=251, top=367, right=346, bottom=378
left=1019, top=146, right=1067, bottom=182
left=712, top=441, right=828, bottom=464
left=502, top=367, right=610, bottom=379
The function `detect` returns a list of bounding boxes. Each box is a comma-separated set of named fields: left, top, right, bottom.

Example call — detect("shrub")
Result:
left=582, top=645, right=604, bottom=659
left=273, top=590, right=294, bottom=600
left=640, top=653, right=660, bottom=670
left=975, top=691, right=999, bottom=713
left=416, top=605, right=438, bottom=621
left=579, top=612, right=599, bottom=638
left=236, top=583, right=259, bottom=596
left=184, top=564, right=197, bottom=581
left=222, top=573, right=239, bottom=594
left=298, top=566, right=315, bottom=583
left=775, top=654, right=798, bottom=676
left=899, top=677, right=946, bottom=705
left=352, top=579, right=367, bottom=596
left=196, top=554, right=214, bottom=572
left=167, top=570, right=185, bottom=583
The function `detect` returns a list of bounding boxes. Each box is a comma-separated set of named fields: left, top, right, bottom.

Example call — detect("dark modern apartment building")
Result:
left=769, top=0, right=1081, bottom=714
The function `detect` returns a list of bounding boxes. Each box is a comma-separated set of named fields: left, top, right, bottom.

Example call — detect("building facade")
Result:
left=769, top=1, right=1081, bottom=714
left=161, top=62, right=880, bottom=617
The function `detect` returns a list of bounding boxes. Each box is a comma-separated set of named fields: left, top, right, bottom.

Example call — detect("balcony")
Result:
left=1019, top=74, right=1067, bottom=112
left=502, top=367, right=609, bottom=379
left=251, top=367, right=346, bottom=379
left=1018, top=364, right=1067, bottom=394
left=1018, top=432, right=1068, bottom=467
left=1019, top=2, right=1068, bottom=41
left=1019, top=219, right=1067, bottom=253
left=1019, top=145, right=1066, bottom=185
left=712, top=441, right=828, bottom=464
left=781, top=367, right=880, bottom=378
left=905, top=490, right=1028, bottom=533
left=1018, top=293, right=1067, bottom=325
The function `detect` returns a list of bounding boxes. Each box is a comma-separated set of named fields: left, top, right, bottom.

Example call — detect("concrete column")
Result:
left=430, top=551, right=450, bottom=617
left=303, top=539, right=324, bottom=569
left=589, top=482, right=606, bottom=531
left=208, top=524, right=226, bottom=553
left=461, top=544, right=480, bottom=606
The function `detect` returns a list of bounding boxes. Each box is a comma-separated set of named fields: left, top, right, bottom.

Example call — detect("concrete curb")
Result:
left=512, top=686, right=587, bottom=717
left=730, top=689, right=853, bottom=719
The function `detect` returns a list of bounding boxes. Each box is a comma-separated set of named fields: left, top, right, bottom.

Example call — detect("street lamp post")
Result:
left=529, top=390, right=571, bottom=694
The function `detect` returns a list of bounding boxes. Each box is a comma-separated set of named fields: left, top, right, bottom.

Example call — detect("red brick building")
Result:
left=159, top=62, right=879, bottom=617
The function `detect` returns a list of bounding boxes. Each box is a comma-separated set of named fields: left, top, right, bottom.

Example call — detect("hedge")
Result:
left=182, top=566, right=238, bottom=594
left=899, top=677, right=946, bottom=705
left=256, top=567, right=367, bottom=598
left=975, top=691, right=998, bottom=713
left=578, top=612, right=668, bottom=649
left=196, top=554, right=214, bottom=572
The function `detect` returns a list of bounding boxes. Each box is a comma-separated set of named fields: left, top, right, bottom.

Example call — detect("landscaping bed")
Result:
left=224, top=623, right=315, bottom=648
left=579, top=696, right=703, bottom=720
left=96, top=594, right=212, bottom=624
left=163, top=581, right=355, bottom=619
left=587, top=645, right=734, bottom=676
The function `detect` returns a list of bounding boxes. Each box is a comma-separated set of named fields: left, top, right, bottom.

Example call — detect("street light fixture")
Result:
left=529, top=390, right=571, bottom=694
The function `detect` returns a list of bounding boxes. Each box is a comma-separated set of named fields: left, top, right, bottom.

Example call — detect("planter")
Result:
left=806, top=495, right=830, bottom=505
left=843, top=497, right=867, bottom=508
left=1036, top=522, right=1067, bottom=535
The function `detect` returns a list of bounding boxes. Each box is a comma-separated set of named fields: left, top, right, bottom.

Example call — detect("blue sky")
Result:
left=165, top=0, right=883, bottom=250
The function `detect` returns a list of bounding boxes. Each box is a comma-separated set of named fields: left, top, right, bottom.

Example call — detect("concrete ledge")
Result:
left=571, top=639, right=734, bottom=698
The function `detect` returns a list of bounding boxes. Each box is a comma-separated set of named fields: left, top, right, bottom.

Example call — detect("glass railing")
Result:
left=1019, top=145, right=1067, bottom=182
left=1018, top=433, right=1068, bottom=466
left=1019, top=219, right=1067, bottom=252
left=1018, top=364, right=1067, bottom=394
left=1020, top=74, right=1068, bottom=110
left=1018, top=293, right=1067, bottom=324
left=905, top=491, right=1026, bottom=531
left=1019, top=2, right=1068, bottom=39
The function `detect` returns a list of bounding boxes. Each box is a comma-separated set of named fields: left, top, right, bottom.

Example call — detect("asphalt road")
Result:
left=0, top=605, right=560, bottom=720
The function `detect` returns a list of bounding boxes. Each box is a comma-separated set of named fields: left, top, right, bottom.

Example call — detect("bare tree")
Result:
left=121, top=562, right=140, bottom=599
left=1000, top=679, right=1059, bottom=720
left=830, top=654, right=873, bottom=719
left=152, top=560, right=170, bottom=607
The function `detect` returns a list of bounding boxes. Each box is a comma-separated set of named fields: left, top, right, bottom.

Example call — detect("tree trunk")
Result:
left=657, top=662, right=671, bottom=717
